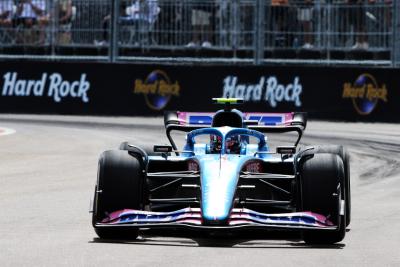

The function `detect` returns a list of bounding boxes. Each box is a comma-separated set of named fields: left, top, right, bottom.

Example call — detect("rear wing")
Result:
left=164, top=111, right=307, bottom=150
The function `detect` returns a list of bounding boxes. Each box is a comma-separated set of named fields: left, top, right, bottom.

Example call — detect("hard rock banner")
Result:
left=0, top=61, right=398, bottom=122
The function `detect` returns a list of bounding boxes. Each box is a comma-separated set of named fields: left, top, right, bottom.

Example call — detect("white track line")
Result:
left=0, top=127, right=16, bottom=136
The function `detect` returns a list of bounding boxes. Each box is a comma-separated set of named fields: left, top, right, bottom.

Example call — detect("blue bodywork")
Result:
left=183, top=126, right=268, bottom=223
left=199, top=153, right=253, bottom=222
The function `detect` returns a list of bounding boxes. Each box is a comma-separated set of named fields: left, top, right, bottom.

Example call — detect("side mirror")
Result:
left=154, top=145, right=173, bottom=153
left=276, top=146, right=296, bottom=155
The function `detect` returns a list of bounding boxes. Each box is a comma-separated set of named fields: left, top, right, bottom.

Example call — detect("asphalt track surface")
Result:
left=0, top=114, right=399, bottom=266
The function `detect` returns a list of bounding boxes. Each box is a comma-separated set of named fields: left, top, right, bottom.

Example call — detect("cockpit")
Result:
left=184, top=127, right=268, bottom=156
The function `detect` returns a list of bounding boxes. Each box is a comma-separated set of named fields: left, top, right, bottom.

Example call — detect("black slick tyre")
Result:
left=92, top=150, right=144, bottom=240
left=300, top=153, right=346, bottom=244
left=312, top=145, right=351, bottom=226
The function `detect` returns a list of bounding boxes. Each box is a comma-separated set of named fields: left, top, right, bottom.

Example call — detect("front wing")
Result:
left=95, top=208, right=337, bottom=231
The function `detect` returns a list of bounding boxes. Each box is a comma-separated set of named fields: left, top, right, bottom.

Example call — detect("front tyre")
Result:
left=92, top=150, right=144, bottom=239
left=300, top=153, right=346, bottom=244
left=311, top=145, right=351, bottom=226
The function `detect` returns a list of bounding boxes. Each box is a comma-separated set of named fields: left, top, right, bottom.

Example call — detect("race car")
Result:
left=91, top=98, right=350, bottom=244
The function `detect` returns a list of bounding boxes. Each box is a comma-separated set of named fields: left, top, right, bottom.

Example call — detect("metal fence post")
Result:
left=51, top=0, right=61, bottom=57
left=50, top=0, right=56, bottom=57
left=231, top=0, right=239, bottom=58
left=392, top=0, right=399, bottom=67
left=326, top=2, right=332, bottom=63
left=254, top=0, right=265, bottom=65
left=109, top=0, right=119, bottom=62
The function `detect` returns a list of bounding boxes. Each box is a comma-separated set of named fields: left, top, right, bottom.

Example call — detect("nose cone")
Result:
left=199, top=155, right=243, bottom=224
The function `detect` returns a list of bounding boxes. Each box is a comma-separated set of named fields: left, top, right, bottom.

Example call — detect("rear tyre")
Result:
left=300, top=153, right=346, bottom=244
left=92, top=150, right=144, bottom=240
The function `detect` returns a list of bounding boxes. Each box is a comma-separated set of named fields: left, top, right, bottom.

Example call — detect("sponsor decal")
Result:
left=1, top=72, right=90, bottom=103
left=342, top=73, right=388, bottom=115
left=244, top=161, right=263, bottom=173
left=134, top=70, right=180, bottom=110
left=188, top=160, right=199, bottom=171
left=222, top=76, right=303, bottom=107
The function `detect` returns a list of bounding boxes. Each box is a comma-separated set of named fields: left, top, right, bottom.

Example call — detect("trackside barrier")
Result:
left=0, top=61, right=398, bottom=122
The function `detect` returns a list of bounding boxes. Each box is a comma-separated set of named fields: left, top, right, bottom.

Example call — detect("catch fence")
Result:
left=0, top=0, right=398, bottom=66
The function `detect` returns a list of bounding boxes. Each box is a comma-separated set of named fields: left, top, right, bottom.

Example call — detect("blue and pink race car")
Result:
left=91, top=98, right=350, bottom=244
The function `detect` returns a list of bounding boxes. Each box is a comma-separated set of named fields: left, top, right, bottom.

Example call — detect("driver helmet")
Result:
left=210, top=135, right=222, bottom=153
left=226, top=135, right=241, bottom=154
